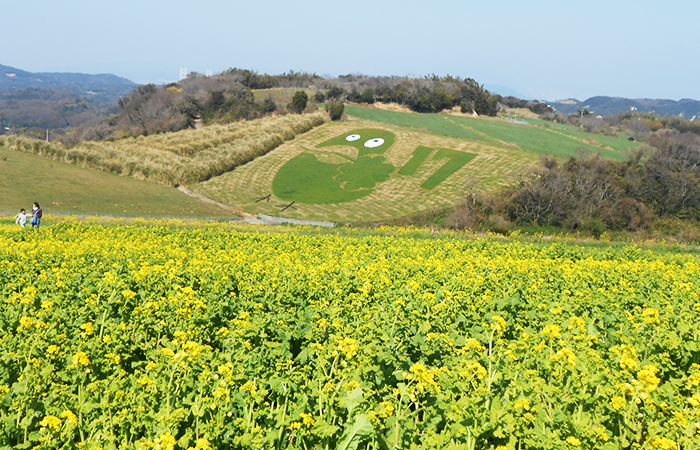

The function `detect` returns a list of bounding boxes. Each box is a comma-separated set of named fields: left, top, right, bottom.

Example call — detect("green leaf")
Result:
left=344, top=387, right=364, bottom=416
left=337, top=414, right=373, bottom=450
left=418, top=321, right=432, bottom=334
left=27, top=431, right=41, bottom=442
left=311, top=418, right=340, bottom=438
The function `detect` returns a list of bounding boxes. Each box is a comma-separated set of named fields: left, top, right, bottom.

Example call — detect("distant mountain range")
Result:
left=0, top=64, right=136, bottom=104
left=550, top=96, right=700, bottom=119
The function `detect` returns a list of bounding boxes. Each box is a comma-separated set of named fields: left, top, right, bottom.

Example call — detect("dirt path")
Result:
left=177, top=186, right=254, bottom=219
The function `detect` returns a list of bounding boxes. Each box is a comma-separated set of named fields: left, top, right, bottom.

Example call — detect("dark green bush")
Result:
left=326, top=101, right=344, bottom=121
left=289, top=91, right=308, bottom=114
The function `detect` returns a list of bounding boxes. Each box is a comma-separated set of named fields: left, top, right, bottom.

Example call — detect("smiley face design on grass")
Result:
left=272, top=129, right=396, bottom=204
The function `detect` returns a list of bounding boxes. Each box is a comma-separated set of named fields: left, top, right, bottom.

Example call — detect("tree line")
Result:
left=5, top=67, right=700, bottom=154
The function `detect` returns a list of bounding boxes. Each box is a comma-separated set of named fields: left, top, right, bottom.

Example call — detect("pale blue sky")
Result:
left=2, top=0, right=698, bottom=101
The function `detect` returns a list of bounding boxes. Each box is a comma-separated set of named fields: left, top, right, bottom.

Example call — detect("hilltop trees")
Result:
left=111, top=76, right=286, bottom=137
left=319, top=75, right=501, bottom=115
left=117, top=84, right=189, bottom=135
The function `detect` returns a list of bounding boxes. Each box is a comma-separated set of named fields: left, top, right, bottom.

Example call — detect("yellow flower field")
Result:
left=0, top=221, right=699, bottom=449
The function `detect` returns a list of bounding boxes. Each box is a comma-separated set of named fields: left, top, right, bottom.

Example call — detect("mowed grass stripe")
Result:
left=399, top=146, right=434, bottom=175
left=518, top=116, right=641, bottom=151
left=421, top=149, right=477, bottom=190
left=346, top=105, right=635, bottom=160
left=345, top=106, right=493, bottom=143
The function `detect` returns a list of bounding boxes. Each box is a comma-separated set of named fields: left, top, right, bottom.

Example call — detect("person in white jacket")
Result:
left=15, top=208, right=30, bottom=227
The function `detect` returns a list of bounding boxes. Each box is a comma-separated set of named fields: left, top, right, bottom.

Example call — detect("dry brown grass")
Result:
left=0, top=112, right=327, bottom=186
left=369, top=102, right=414, bottom=114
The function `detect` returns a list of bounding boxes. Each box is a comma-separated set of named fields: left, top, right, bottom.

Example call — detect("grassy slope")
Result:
left=0, top=113, right=326, bottom=186
left=346, top=106, right=640, bottom=160
left=0, top=148, right=232, bottom=217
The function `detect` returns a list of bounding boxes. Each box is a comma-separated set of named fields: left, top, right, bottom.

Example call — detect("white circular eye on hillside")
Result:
left=364, top=138, right=384, bottom=148
left=346, top=134, right=361, bottom=142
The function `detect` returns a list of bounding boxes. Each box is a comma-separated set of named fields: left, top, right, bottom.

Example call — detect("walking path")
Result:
left=177, top=186, right=335, bottom=227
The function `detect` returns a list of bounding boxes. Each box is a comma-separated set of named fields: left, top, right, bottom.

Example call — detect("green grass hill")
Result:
left=0, top=147, right=233, bottom=218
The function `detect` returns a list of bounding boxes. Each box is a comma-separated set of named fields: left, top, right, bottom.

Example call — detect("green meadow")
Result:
left=345, top=106, right=640, bottom=160
left=0, top=148, right=232, bottom=217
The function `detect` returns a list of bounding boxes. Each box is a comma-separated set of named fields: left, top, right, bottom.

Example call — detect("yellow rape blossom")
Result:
left=153, top=432, right=176, bottom=450
left=462, top=338, right=485, bottom=352
left=46, top=345, right=59, bottom=359
left=407, top=362, right=442, bottom=392
left=240, top=380, right=257, bottom=396
left=60, top=409, right=78, bottom=426
left=541, top=324, right=561, bottom=339
left=105, top=353, right=121, bottom=365
left=491, top=315, right=507, bottom=333
left=80, top=322, right=94, bottom=337
left=688, top=393, right=700, bottom=407
left=338, top=337, right=359, bottom=359
left=17, top=316, right=33, bottom=332
left=71, top=351, right=90, bottom=367
left=566, top=436, right=581, bottom=446
left=611, top=396, right=626, bottom=411
left=39, top=415, right=62, bottom=431
left=300, top=412, right=315, bottom=427
left=636, top=365, right=661, bottom=394
left=378, top=401, right=394, bottom=418
left=648, top=436, right=678, bottom=450
left=188, top=438, right=212, bottom=450
left=686, top=365, right=700, bottom=389
left=641, top=307, right=660, bottom=325
left=344, top=380, right=361, bottom=391
left=522, top=412, right=536, bottom=423
left=514, top=398, right=530, bottom=410
left=551, top=347, right=577, bottom=368
left=591, top=427, right=609, bottom=441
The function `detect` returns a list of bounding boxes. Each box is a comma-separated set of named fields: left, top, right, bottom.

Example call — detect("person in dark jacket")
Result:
left=30, top=202, right=43, bottom=229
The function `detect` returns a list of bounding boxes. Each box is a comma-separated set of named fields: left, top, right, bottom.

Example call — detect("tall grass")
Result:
left=0, top=112, right=327, bottom=186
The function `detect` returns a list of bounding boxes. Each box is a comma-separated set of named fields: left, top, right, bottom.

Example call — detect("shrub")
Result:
left=289, top=91, right=308, bottom=114
left=326, top=101, right=344, bottom=121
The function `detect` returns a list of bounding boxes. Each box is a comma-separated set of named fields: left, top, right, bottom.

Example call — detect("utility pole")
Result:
left=46, top=129, right=49, bottom=142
